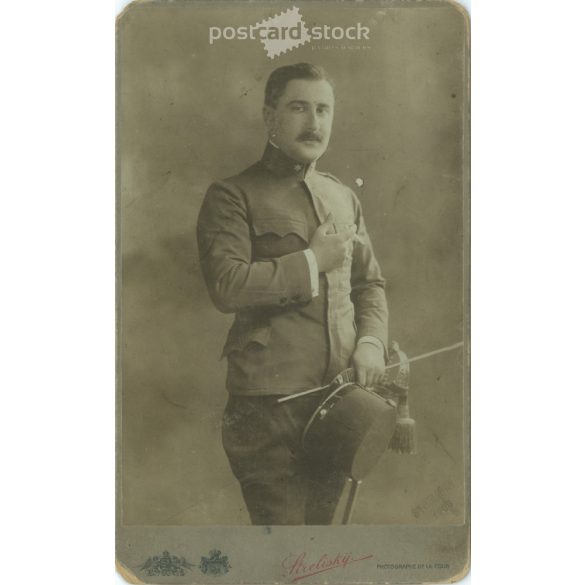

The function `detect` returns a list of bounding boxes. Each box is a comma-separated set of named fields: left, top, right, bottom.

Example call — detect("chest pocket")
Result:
left=251, top=210, right=310, bottom=259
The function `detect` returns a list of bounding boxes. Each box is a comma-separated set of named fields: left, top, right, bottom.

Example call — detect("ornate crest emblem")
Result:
left=199, top=549, right=231, bottom=576
left=138, top=551, right=197, bottom=577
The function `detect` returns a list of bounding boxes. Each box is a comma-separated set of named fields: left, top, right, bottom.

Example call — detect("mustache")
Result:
left=297, top=132, right=323, bottom=142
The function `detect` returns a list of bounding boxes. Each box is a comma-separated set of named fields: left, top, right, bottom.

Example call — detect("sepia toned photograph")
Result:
left=116, top=0, right=469, bottom=582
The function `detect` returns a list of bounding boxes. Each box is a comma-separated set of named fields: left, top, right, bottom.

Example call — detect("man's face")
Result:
left=264, top=78, right=335, bottom=164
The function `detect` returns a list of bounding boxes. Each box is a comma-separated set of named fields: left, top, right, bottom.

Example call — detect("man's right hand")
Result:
left=309, top=213, right=357, bottom=273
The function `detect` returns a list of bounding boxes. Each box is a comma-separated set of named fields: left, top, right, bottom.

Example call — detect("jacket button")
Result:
left=280, top=297, right=287, bottom=304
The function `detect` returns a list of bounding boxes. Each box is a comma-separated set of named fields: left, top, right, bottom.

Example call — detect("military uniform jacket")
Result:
left=197, top=143, right=389, bottom=395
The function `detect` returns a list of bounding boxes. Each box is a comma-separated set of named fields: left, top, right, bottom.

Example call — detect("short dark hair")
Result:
left=264, top=63, right=334, bottom=108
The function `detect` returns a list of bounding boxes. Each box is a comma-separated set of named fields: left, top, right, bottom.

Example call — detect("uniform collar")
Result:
left=261, top=141, right=317, bottom=179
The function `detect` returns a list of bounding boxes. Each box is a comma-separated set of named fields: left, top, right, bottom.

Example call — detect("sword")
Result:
left=277, top=341, right=464, bottom=404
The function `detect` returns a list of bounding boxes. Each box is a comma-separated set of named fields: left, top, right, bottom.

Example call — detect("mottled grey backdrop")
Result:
left=118, top=0, right=468, bottom=525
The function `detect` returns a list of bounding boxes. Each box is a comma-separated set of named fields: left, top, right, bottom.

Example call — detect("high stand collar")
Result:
left=261, top=141, right=317, bottom=179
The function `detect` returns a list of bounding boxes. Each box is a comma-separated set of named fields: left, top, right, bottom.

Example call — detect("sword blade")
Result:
left=383, top=341, right=464, bottom=371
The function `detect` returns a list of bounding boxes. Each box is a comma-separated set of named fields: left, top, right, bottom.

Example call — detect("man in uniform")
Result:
left=197, top=63, right=389, bottom=525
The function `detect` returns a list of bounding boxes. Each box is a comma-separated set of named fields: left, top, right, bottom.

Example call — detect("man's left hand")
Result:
left=351, top=342, right=386, bottom=387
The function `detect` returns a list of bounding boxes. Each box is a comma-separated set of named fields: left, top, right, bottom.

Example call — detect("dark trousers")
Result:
left=222, top=392, right=347, bottom=525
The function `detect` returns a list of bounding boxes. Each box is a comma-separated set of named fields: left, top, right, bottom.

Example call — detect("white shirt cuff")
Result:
left=357, top=335, right=384, bottom=354
left=303, top=248, right=319, bottom=298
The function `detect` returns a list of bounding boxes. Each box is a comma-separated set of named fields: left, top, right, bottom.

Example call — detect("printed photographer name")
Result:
left=209, top=22, right=370, bottom=45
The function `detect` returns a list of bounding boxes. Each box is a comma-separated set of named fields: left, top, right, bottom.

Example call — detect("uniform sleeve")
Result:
left=197, top=180, right=313, bottom=313
left=350, top=190, right=390, bottom=357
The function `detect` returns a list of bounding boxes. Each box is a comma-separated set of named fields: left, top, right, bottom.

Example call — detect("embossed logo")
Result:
left=138, top=551, right=198, bottom=577
left=199, top=549, right=232, bottom=576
